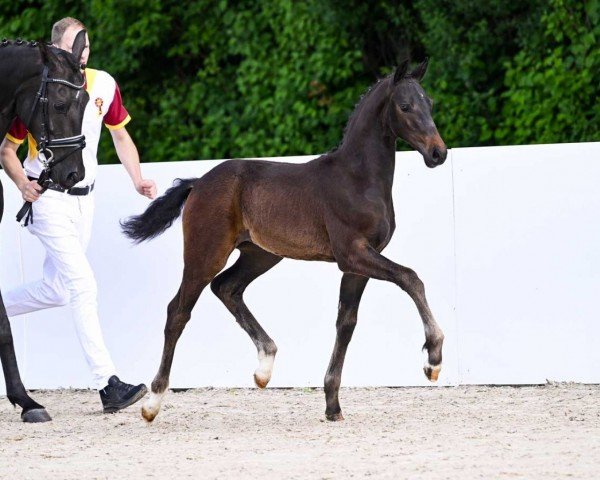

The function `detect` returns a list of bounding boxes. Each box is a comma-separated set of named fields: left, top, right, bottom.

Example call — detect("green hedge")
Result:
left=1, top=0, right=598, bottom=164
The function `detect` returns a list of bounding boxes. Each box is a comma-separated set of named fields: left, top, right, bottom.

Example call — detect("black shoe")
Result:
left=100, top=375, right=148, bottom=413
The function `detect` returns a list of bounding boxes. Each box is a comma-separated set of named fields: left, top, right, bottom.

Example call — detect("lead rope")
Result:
left=16, top=169, right=50, bottom=226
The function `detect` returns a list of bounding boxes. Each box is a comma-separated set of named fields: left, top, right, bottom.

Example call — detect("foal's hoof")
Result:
left=253, top=371, right=270, bottom=389
left=254, top=352, right=275, bottom=389
left=141, top=399, right=160, bottom=423
left=21, top=408, right=52, bottom=423
left=141, top=391, right=166, bottom=423
left=326, top=412, right=345, bottom=422
left=141, top=403, right=159, bottom=423
left=424, top=364, right=442, bottom=382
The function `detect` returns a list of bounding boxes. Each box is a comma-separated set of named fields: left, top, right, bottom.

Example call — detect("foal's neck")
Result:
left=337, top=78, right=397, bottom=186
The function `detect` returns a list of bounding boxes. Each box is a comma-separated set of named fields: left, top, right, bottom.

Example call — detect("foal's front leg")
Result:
left=324, top=273, right=369, bottom=421
left=335, top=240, right=444, bottom=382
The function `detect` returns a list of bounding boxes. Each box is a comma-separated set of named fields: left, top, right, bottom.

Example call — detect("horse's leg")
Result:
left=142, top=220, right=237, bottom=422
left=0, top=182, right=50, bottom=422
left=0, top=291, right=51, bottom=422
left=210, top=242, right=282, bottom=388
left=324, top=273, right=369, bottom=421
left=335, top=239, right=444, bottom=382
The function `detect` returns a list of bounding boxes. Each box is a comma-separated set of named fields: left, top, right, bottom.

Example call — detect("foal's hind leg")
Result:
left=142, top=226, right=236, bottom=422
left=324, top=273, right=369, bottom=421
left=211, top=242, right=282, bottom=388
left=335, top=240, right=444, bottom=382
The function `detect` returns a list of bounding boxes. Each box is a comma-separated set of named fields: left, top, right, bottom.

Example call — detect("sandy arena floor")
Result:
left=0, top=384, right=598, bottom=479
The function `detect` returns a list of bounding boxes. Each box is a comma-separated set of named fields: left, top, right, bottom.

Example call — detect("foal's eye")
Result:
left=54, top=102, right=67, bottom=113
left=400, top=103, right=410, bottom=112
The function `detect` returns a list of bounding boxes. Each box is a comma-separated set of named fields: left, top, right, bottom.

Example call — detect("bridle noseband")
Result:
left=25, top=64, right=87, bottom=172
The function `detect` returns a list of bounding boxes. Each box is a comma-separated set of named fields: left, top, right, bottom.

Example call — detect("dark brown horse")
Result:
left=122, top=59, right=447, bottom=422
left=0, top=32, right=89, bottom=422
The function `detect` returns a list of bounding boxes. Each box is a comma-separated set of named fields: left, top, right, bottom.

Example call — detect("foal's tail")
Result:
left=121, top=178, right=197, bottom=243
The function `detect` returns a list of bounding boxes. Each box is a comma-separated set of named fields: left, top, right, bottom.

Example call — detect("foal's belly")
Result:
left=241, top=194, right=334, bottom=261
left=246, top=222, right=335, bottom=261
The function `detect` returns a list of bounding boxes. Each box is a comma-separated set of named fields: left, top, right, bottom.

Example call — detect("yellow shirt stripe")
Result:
left=5, top=133, right=24, bottom=145
left=85, top=68, right=98, bottom=93
left=105, top=114, right=131, bottom=130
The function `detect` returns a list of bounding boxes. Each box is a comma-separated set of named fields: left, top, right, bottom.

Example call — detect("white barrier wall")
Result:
left=1, top=142, right=599, bottom=392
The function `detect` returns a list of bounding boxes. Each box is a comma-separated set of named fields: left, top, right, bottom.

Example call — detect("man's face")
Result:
left=58, top=25, right=90, bottom=68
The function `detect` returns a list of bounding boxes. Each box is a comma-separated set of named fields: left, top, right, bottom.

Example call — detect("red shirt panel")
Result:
left=103, top=84, right=130, bottom=127
left=7, top=117, right=28, bottom=143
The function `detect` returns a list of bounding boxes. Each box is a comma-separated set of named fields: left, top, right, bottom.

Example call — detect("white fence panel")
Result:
left=1, top=142, right=598, bottom=393
left=453, top=143, right=600, bottom=384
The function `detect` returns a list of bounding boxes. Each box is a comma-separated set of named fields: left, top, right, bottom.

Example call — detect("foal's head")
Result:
left=387, top=59, right=447, bottom=168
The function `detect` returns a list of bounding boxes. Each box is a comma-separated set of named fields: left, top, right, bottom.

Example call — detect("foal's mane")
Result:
left=329, top=74, right=392, bottom=153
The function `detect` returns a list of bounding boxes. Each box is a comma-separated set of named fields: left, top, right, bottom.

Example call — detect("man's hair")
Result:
left=51, top=17, right=86, bottom=45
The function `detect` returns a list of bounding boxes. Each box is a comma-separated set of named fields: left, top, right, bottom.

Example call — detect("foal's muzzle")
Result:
left=424, top=144, right=447, bottom=168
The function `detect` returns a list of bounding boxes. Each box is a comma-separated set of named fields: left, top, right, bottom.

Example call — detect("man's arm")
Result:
left=0, top=138, right=42, bottom=202
left=110, top=127, right=156, bottom=199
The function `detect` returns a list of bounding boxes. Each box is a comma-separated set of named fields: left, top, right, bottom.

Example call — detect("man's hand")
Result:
left=135, top=179, right=157, bottom=199
left=19, top=180, right=43, bottom=203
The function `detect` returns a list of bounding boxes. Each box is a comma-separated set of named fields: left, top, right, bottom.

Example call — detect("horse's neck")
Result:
left=0, top=46, right=42, bottom=103
left=337, top=79, right=397, bottom=191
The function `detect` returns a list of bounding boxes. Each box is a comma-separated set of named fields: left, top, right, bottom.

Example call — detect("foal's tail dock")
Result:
left=121, top=178, right=197, bottom=243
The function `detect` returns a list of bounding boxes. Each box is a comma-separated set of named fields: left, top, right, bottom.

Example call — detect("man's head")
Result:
left=51, top=17, right=90, bottom=68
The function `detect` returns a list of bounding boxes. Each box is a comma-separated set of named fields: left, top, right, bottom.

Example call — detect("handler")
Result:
left=0, top=17, right=157, bottom=413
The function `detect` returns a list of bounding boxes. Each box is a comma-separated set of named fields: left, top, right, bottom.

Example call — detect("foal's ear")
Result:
left=410, top=58, right=429, bottom=82
left=393, top=59, right=410, bottom=84
left=71, top=29, right=87, bottom=65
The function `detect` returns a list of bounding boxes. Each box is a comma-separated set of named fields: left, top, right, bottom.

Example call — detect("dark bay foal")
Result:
left=122, top=59, right=447, bottom=422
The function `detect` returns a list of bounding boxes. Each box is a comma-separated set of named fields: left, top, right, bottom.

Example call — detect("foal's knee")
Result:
left=336, top=313, right=358, bottom=344
left=397, top=268, right=424, bottom=295
left=164, top=311, right=191, bottom=337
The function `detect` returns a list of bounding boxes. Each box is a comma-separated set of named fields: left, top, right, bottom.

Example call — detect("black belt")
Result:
left=27, top=176, right=95, bottom=196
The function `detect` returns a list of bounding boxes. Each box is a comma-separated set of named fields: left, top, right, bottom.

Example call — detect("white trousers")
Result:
left=3, top=190, right=116, bottom=388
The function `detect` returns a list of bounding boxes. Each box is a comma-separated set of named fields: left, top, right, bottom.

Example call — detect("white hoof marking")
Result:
left=254, top=351, right=275, bottom=388
left=142, top=390, right=166, bottom=422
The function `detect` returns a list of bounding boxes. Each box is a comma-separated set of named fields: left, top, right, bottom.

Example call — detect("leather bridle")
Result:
left=24, top=64, right=87, bottom=171
left=16, top=64, right=87, bottom=225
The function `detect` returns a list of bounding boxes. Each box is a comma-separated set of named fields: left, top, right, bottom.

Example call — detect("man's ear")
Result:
left=71, top=29, right=87, bottom=64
